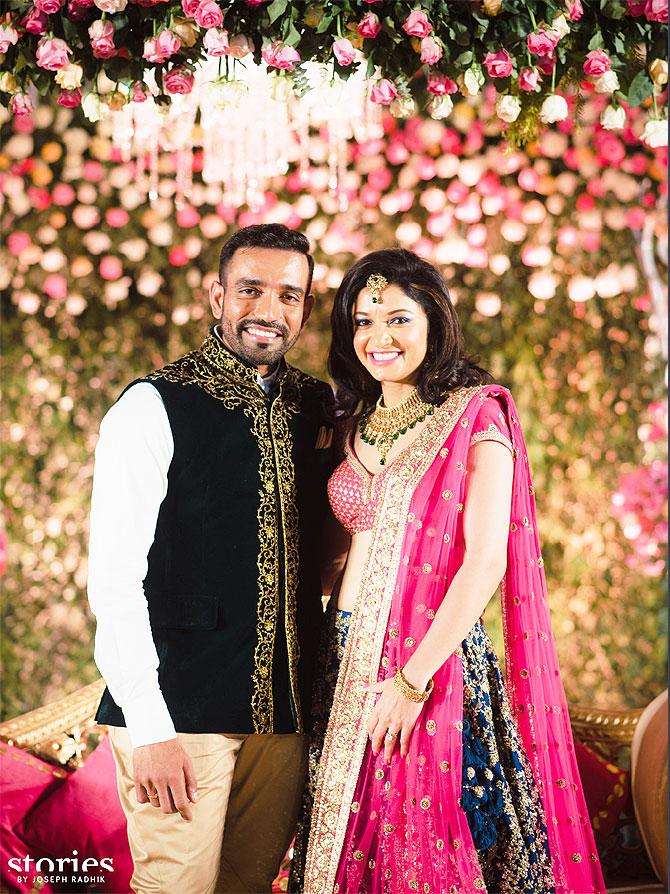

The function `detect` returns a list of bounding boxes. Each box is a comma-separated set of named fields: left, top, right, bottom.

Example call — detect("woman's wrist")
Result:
left=401, top=661, right=433, bottom=693
left=394, top=665, right=434, bottom=702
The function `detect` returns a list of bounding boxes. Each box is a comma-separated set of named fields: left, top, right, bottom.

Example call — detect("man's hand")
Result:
left=133, top=739, right=198, bottom=822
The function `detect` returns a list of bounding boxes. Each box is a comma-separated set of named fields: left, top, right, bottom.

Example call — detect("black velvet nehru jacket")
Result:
left=96, top=328, right=337, bottom=736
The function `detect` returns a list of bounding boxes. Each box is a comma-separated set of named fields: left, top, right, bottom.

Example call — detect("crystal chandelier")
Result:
left=106, top=59, right=383, bottom=211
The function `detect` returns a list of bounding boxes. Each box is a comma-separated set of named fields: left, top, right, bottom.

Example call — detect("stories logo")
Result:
left=6, top=850, right=114, bottom=887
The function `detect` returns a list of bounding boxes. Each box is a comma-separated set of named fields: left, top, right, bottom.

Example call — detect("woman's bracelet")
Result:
left=393, top=666, right=434, bottom=703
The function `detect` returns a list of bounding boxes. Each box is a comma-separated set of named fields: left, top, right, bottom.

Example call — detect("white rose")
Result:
left=93, top=0, right=127, bottom=11
left=495, top=94, right=521, bottom=123
left=54, top=63, right=83, bottom=90
left=463, top=65, right=484, bottom=96
left=641, top=117, right=668, bottom=149
left=600, top=105, right=625, bottom=131
left=428, top=95, right=454, bottom=120
left=390, top=96, right=417, bottom=119
left=594, top=70, right=619, bottom=94
left=81, top=91, right=102, bottom=123
left=550, top=13, right=570, bottom=39
left=540, top=93, right=569, bottom=124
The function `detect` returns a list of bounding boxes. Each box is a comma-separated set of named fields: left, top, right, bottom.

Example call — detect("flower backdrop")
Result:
left=0, top=87, right=667, bottom=721
left=1, top=0, right=668, bottom=146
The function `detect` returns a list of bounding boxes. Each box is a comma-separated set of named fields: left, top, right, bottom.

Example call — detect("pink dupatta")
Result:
left=304, top=385, right=605, bottom=894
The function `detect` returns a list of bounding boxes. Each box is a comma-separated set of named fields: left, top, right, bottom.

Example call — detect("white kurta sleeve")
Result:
left=87, top=381, right=177, bottom=748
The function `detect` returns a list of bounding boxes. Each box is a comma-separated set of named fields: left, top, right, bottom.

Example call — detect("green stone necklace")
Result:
left=359, top=387, right=435, bottom=466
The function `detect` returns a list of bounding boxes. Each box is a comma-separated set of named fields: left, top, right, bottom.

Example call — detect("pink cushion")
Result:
left=18, top=736, right=133, bottom=894
left=0, top=742, right=67, bottom=894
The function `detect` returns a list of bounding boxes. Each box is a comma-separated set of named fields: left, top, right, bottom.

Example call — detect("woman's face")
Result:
left=352, top=283, right=429, bottom=385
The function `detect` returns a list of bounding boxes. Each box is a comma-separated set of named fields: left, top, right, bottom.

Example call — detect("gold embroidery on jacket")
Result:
left=146, top=333, right=308, bottom=733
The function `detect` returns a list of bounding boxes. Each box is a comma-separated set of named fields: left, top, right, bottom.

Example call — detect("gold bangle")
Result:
left=393, top=667, right=434, bottom=703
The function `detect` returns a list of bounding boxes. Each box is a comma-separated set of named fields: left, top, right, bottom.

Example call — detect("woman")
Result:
left=292, top=249, right=605, bottom=894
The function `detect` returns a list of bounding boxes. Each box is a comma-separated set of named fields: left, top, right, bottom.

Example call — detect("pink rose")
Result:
left=35, top=0, right=64, bottom=12
left=262, top=40, right=300, bottom=69
left=22, top=7, right=49, bottom=34
left=57, top=88, right=82, bottom=107
left=519, top=66, right=541, bottom=91
left=89, top=19, right=116, bottom=59
left=583, top=49, right=612, bottom=76
left=203, top=27, right=229, bottom=56
left=527, top=30, right=558, bottom=56
left=357, top=12, right=381, bottom=38
left=181, top=0, right=199, bottom=13
left=566, top=0, right=584, bottom=18
left=43, top=274, right=68, bottom=300
left=645, top=0, right=668, bottom=20
left=131, top=80, right=150, bottom=102
left=427, top=73, right=458, bottom=94
left=332, top=37, right=356, bottom=66
left=164, top=66, right=195, bottom=94
left=9, top=93, right=32, bottom=118
left=194, top=0, right=223, bottom=29
left=483, top=49, right=513, bottom=77
left=99, top=256, right=123, bottom=281
left=626, top=0, right=646, bottom=12
left=35, top=36, right=72, bottom=70
left=8, top=232, right=32, bottom=255
left=370, top=78, right=398, bottom=105
left=245, top=0, right=266, bottom=5
left=52, top=183, right=75, bottom=205
left=143, top=29, right=181, bottom=63
left=0, top=25, right=19, bottom=53
left=105, top=208, right=129, bottom=227
left=402, top=9, right=432, bottom=37
left=420, top=36, right=442, bottom=64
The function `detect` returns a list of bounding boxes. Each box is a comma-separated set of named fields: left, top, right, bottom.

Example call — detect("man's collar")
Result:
left=202, top=325, right=286, bottom=386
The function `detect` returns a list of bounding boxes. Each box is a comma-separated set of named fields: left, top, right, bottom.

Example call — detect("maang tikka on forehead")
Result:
left=366, top=273, right=388, bottom=304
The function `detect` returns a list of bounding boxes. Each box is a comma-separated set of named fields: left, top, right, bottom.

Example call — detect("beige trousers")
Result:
left=109, top=727, right=308, bottom=894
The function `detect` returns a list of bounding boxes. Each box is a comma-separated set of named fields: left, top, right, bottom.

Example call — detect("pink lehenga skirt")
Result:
left=289, top=603, right=554, bottom=894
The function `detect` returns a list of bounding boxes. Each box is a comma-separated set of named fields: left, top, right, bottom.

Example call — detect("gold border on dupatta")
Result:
left=304, top=386, right=481, bottom=894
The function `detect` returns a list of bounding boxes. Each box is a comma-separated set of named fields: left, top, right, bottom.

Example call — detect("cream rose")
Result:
left=600, top=105, right=625, bottom=131
left=54, top=62, right=83, bottom=90
left=428, top=94, right=453, bottom=119
left=641, top=117, right=668, bottom=149
left=93, top=0, right=127, bottom=11
left=539, top=93, right=569, bottom=123
left=594, top=70, right=619, bottom=94
left=495, top=94, right=522, bottom=123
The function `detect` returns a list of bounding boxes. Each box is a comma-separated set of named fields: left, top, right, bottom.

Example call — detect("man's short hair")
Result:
left=218, top=224, right=314, bottom=295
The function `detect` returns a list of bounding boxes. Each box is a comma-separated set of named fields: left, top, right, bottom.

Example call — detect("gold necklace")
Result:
left=359, top=388, right=435, bottom=466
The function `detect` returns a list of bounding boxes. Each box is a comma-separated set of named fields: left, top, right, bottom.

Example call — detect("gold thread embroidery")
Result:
left=146, top=333, right=308, bottom=733
left=470, top=426, right=515, bottom=455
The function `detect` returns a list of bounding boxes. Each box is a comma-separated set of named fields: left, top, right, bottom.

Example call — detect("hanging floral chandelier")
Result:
left=97, top=55, right=383, bottom=209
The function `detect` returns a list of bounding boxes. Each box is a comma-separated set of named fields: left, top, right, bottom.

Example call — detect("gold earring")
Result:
left=366, top=273, right=388, bottom=305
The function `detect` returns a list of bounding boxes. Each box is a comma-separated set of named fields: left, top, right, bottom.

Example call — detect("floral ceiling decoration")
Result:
left=0, top=0, right=668, bottom=206
left=1, top=87, right=667, bottom=718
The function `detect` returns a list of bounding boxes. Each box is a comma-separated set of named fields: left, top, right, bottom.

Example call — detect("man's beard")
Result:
left=219, top=316, right=297, bottom=368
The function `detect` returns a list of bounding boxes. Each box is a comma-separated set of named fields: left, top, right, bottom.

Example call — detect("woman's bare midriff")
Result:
left=334, top=530, right=373, bottom=613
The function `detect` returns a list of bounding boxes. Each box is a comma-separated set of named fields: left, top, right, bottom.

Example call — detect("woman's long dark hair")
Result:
left=329, top=248, right=493, bottom=415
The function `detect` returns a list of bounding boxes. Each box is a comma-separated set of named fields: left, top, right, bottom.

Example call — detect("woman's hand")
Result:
left=365, top=678, right=424, bottom=762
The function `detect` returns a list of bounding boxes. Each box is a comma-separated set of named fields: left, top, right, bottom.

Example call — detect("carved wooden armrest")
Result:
left=0, top=679, right=106, bottom=767
left=568, top=703, right=644, bottom=767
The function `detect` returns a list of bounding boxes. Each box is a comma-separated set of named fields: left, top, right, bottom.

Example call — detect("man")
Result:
left=88, top=224, right=336, bottom=893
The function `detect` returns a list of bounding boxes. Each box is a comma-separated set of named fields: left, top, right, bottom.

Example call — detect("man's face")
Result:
left=209, top=247, right=314, bottom=374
